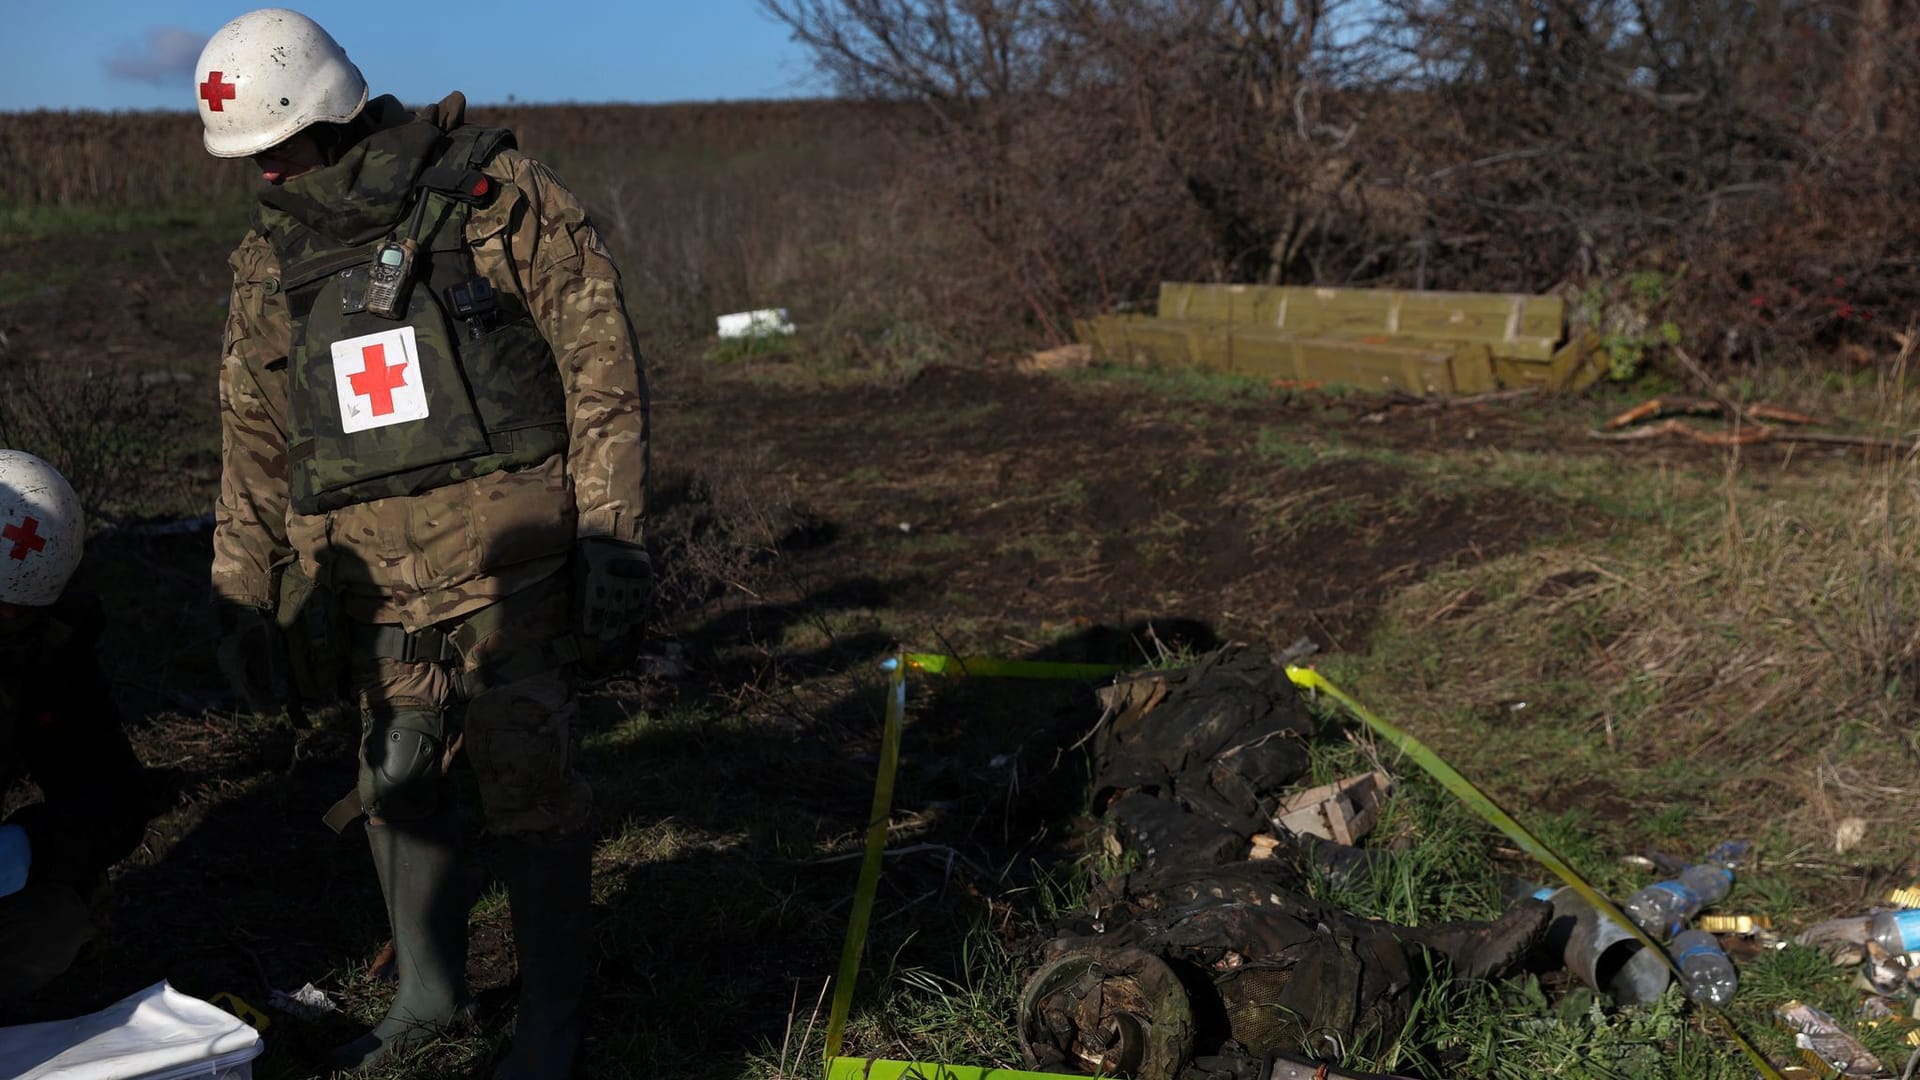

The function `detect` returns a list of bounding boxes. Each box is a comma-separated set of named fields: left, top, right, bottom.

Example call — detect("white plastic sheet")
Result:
left=0, top=981, right=263, bottom=1080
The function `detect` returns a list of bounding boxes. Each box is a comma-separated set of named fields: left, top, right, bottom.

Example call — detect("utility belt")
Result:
left=277, top=561, right=577, bottom=704
left=344, top=618, right=581, bottom=699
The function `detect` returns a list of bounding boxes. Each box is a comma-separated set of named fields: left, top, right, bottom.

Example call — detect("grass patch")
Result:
left=1063, top=362, right=1291, bottom=405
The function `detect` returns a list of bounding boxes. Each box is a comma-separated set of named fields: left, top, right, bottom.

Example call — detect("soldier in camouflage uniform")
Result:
left=195, top=11, right=649, bottom=1077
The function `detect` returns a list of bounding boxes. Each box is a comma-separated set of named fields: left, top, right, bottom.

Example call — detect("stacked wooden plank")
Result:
left=1074, top=282, right=1607, bottom=395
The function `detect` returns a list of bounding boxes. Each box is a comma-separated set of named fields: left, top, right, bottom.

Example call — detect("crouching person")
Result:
left=0, top=451, right=161, bottom=1003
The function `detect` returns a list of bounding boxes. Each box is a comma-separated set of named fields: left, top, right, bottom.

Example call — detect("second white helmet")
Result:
left=0, top=451, right=84, bottom=607
left=195, top=8, right=368, bottom=159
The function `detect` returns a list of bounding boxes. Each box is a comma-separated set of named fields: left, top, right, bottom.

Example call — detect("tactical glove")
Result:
left=216, top=601, right=282, bottom=715
left=575, top=537, right=653, bottom=642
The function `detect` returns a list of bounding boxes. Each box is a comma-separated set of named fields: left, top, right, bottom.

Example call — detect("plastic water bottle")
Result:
left=1623, top=862, right=1734, bottom=939
left=1870, top=909, right=1920, bottom=954
left=1671, top=929, right=1737, bottom=1006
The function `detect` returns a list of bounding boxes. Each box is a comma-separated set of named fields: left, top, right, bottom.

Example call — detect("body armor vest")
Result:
left=258, top=126, right=567, bottom=515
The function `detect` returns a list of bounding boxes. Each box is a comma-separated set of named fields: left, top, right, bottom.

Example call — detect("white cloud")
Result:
left=107, top=27, right=208, bottom=87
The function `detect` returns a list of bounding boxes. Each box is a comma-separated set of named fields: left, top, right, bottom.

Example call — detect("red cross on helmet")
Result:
left=195, top=8, right=368, bottom=159
left=0, top=451, right=83, bottom=607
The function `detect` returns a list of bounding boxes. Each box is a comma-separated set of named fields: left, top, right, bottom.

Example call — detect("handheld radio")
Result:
left=364, top=239, right=418, bottom=320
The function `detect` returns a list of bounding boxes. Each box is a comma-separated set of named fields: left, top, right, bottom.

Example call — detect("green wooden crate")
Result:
left=1078, top=282, right=1595, bottom=395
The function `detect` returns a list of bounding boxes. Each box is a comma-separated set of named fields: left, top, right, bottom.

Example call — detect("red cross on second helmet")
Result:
left=2, top=516, right=46, bottom=562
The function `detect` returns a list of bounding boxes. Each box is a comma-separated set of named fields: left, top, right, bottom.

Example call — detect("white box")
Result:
left=715, top=308, right=796, bottom=339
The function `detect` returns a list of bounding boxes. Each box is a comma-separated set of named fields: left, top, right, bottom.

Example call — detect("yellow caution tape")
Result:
left=208, top=991, right=271, bottom=1032
left=823, top=655, right=1113, bottom=1070
left=1283, top=665, right=1786, bottom=1080
left=903, top=653, right=1123, bottom=680
left=824, top=657, right=909, bottom=1064
left=827, top=1057, right=1084, bottom=1080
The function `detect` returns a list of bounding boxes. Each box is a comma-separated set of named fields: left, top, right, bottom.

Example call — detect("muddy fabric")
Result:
left=1093, top=645, right=1312, bottom=848
left=1105, top=793, right=1247, bottom=871
left=213, top=91, right=649, bottom=634
left=348, top=577, right=591, bottom=840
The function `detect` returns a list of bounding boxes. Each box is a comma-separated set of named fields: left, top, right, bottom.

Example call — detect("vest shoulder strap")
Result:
left=416, top=125, right=517, bottom=204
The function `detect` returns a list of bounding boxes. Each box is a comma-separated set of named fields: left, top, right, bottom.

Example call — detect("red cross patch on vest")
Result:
left=330, top=327, right=430, bottom=432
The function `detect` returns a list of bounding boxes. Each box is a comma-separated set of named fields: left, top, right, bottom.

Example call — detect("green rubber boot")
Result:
left=330, top=812, right=473, bottom=1069
left=492, top=835, right=594, bottom=1080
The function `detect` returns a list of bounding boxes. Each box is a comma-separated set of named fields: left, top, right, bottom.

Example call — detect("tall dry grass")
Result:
left=1324, top=349, right=1920, bottom=887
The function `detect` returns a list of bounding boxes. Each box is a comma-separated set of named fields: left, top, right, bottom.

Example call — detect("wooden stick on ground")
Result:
left=1588, top=418, right=1915, bottom=452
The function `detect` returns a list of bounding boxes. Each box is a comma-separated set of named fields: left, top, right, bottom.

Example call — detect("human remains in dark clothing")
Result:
left=1019, top=646, right=1550, bottom=1080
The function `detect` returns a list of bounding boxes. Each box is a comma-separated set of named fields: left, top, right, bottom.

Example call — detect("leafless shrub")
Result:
left=0, top=327, right=197, bottom=521
left=766, top=0, right=1920, bottom=362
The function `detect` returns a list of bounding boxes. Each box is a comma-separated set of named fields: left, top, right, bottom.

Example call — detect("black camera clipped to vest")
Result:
left=445, top=276, right=500, bottom=340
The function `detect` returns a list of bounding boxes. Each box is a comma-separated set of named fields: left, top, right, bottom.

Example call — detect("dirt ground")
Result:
left=0, top=219, right=1813, bottom=1077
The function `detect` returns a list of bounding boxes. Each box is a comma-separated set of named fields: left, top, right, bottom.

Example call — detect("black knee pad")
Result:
left=358, top=708, right=447, bottom=821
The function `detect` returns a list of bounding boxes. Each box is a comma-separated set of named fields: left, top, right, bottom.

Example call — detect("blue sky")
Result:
left=0, top=2, right=826, bottom=112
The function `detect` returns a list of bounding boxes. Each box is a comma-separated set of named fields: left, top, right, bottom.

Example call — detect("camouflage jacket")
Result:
left=213, top=95, right=649, bottom=630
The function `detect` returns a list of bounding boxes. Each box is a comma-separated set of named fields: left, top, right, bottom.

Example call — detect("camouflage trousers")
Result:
left=346, top=577, right=592, bottom=840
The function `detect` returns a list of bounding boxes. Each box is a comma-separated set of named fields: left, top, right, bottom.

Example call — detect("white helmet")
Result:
left=0, top=451, right=83, bottom=607
left=195, top=8, right=368, bottom=159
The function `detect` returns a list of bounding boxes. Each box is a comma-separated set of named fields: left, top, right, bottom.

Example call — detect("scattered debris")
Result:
left=1795, top=915, right=1872, bottom=955
left=1697, top=913, right=1772, bottom=935
left=1776, top=1000, right=1886, bottom=1078
left=715, top=308, right=797, bottom=340
left=1603, top=395, right=1820, bottom=430
left=1594, top=398, right=1910, bottom=453
left=1837, top=817, right=1869, bottom=855
left=268, top=982, right=337, bottom=1021
left=1272, top=771, right=1391, bottom=847
left=1589, top=417, right=1915, bottom=452
left=1020, top=342, right=1093, bottom=372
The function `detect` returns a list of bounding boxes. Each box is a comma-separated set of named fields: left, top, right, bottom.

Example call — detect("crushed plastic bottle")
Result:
left=1703, top=840, right=1752, bottom=869
left=1671, top=928, right=1737, bottom=1006
left=1624, top=861, right=1734, bottom=939
left=1868, top=909, right=1920, bottom=956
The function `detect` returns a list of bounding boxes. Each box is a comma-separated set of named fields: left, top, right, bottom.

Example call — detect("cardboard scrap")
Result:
left=1273, top=770, right=1392, bottom=847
